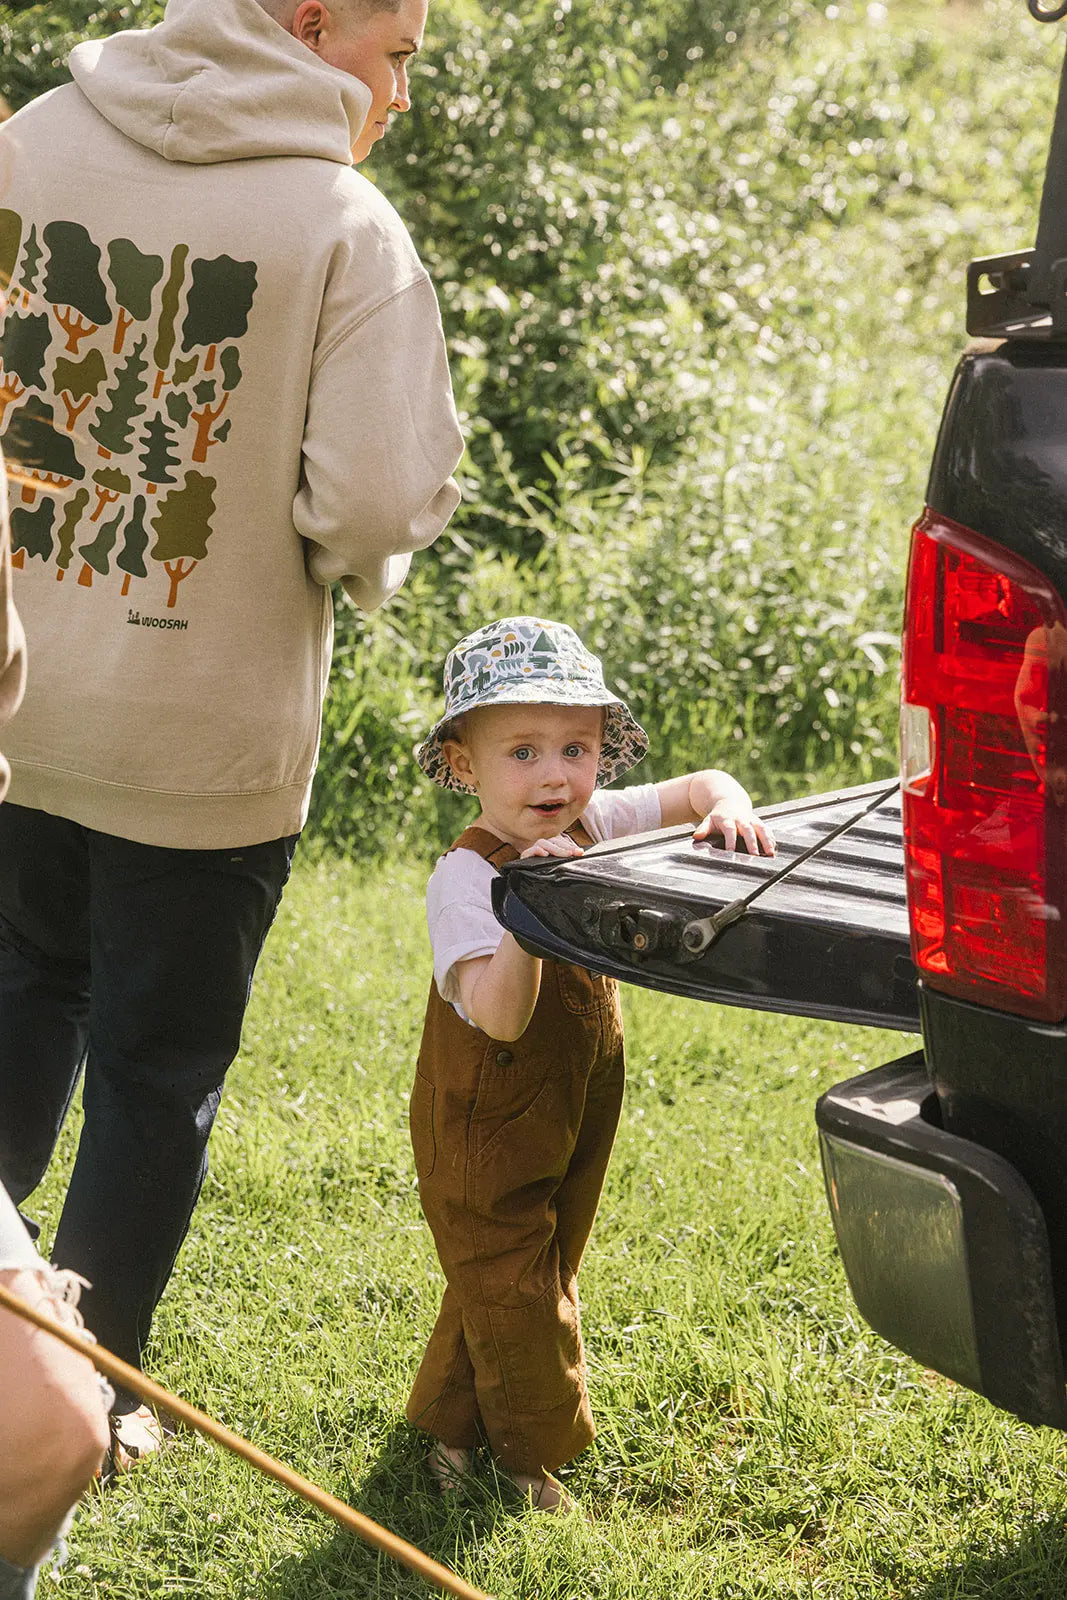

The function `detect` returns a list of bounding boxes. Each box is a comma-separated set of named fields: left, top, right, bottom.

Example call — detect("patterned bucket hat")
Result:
left=416, top=616, right=649, bottom=793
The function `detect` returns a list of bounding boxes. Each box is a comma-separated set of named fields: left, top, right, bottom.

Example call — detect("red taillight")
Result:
left=902, top=511, right=1067, bottom=1021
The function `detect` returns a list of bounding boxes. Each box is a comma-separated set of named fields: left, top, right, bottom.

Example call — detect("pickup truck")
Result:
left=494, top=10, right=1067, bottom=1433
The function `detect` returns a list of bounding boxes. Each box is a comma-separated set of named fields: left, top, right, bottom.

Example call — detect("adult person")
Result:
left=0, top=0, right=463, bottom=1460
left=0, top=442, right=110, bottom=1593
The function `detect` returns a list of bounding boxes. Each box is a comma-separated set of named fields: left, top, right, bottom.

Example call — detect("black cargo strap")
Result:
left=678, top=778, right=902, bottom=960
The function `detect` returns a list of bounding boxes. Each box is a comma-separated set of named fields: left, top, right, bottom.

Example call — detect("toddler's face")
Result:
left=444, top=701, right=604, bottom=847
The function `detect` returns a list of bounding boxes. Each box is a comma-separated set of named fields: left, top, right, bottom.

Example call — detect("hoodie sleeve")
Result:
left=293, top=273, right=464, bottom=611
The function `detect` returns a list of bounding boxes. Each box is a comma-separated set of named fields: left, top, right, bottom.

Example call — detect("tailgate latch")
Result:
left=581, top=901, right=682, bottom=962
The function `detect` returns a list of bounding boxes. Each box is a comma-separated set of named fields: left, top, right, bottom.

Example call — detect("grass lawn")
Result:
left=28, top=853, right=1067, bottom=1599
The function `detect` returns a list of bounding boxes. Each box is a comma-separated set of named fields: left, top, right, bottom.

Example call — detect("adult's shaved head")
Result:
left=256, top=0, right=401, bottom=25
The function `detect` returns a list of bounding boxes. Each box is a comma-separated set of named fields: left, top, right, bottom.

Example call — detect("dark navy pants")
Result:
left=0, top=804, right=296, bottom=1406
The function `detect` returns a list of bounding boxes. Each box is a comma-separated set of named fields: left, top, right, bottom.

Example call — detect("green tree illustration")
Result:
left=107, top=239, right=164, bottom=357
left=220, top=346, right=242, bottom=393
left=150, top=470, right=216, bottom=608
left=117, top=495, right=150, bottom=596
left=54, top=487, right=90, bottom=581
left=53, top=347, right=107, bottom=432
left=90, top=465, right=130, bottom=523
left=3, top=313, right=52, bottom=394
left=165, top=390, right=192, bottom=429
left=152, top=243, right=188, bottom=398
left=16, top=226, right=42, bottom=311
left=0, top=210, right=22, bottom=300
left=4, top=396, right=85, bottom=504
left=137, top=412, right=180, bottom=493
left=188, top=377, right=230, bottom=463
left=180, top=255, right=257, bottom=372
left=9, top=497, right=55, bottom=568
left=77, top=505, right=123, bottom=587
left=42, top=221, right=113, bottom=354
left=89, top=334, right=148, bottom=458
left=116, top=492, right=150, bottom=595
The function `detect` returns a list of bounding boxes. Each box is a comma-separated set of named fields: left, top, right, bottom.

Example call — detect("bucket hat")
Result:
left=416, top=616, right=649, bottom=793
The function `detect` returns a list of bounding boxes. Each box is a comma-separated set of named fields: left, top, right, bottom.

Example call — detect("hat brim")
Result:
left=415, top=680, right=649, bottom=793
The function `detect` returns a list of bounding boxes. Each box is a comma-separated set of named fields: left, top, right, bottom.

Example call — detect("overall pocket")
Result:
left=409, top=1068, right=437, bottom=1180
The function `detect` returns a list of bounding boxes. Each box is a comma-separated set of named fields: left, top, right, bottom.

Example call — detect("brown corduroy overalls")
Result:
left=406, top=825, right=626, bottom=1475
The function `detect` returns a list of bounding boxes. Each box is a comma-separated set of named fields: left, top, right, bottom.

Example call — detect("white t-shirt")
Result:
left=427, top=784, right=661, bottom=1021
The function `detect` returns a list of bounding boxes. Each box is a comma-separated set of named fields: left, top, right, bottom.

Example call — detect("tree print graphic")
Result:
left=9, top=497, right=56, bottom=568
left=54, top=348, right=107, bottom=432
left=78, top=505, right=124, bottom=587
left=54, top=488, right=90, bottom=581
left=90, top=466, right=130, bottom=524
left=152, top=244, right=188, bottom=399
left=0, top=310, right=51, bottom=430
left=181, top=255, right=257, bottom=373
left=151, top=471, right=216, bottom=608
left=90, top=334, right=148, bottom=458
left=137, top=412, right=179, bottom=493
left=107, top=239, right=164, bottom=357
left=42, top=222, right=112, bottom=354
left=0, top=210, right=22, bottom=300
left=165, top=390, right=192, bottom=430
left=118, top=496, right=150, bottom=596
left=5, top=396, right=84, bottom=503
left=16, top=227, right=42, bottom=313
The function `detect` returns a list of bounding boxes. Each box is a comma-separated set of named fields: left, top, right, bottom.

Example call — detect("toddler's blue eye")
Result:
left=513, top=747, right=533, bottom=761
left=564, top=744, right=584, bottom=759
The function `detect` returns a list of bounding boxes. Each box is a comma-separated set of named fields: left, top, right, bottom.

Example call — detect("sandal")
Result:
left=106, top=1404, right=171, bottom=1476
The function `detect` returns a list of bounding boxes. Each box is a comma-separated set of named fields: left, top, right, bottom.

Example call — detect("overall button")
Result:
left=495, top=1049, right=514, bottom=1066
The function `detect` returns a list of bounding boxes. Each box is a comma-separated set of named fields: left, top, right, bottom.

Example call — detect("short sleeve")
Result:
left=580, top=783, right=661, bottom=844
left=426, top=849, right=507, bottom=1016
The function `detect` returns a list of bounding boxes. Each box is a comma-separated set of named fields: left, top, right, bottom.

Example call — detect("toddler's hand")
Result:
left=693, top=804, right=776, bottom=856
left=520, top=835, right=584, bottom=860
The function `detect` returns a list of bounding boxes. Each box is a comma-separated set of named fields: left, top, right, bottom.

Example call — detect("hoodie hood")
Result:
left=69, top=0, right=372, bottom=165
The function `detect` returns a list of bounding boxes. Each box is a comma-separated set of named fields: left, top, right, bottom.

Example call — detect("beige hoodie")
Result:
left=0, top=0, right=463, bottom=848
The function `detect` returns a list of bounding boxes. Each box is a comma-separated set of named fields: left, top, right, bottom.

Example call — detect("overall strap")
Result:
left=448, top=826, right=519, bottom=868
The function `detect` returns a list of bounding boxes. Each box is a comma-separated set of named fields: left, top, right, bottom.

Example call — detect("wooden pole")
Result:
left=0, top=1281, right=492, bottom=1600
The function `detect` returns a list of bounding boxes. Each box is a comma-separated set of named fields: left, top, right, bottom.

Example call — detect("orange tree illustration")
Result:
left=42, top=221, right=112, bottom=354
left=4, top=395, right=84, bottom=505
left=0, top=310, right=51, bottom=429
left=90, top=465, right=130, bottom=524
left=54, top=487, right=90, bottom=581
left=181, top=254, right=256, bottom=375
left=150, top=470, right=215, bottom=608
left=152, top=243, right=188, bottom=399
left=137, top=411, right=180, bottom=494
left=117, top=495, right=150, bottom=597
left=77, top=505, right=124, bottom=588
left=107, top=239, right=164, bottom=357
left=54, top=348, right=107, bottom=432
left=9, top=497, right=55, bottom=569
left=0, top=209, right=22, bottom=301
left=89, top=333, right=148, bottom=459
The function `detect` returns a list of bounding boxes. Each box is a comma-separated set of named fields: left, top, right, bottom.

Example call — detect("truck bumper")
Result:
left=816, top=1055, right=1067, bottom=1427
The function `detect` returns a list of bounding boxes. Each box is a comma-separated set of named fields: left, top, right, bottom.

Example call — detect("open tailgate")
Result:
left=492, top=781, right=919, bottom=1031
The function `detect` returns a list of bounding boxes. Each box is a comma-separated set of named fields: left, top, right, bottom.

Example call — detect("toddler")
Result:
left=406, top=616, right=774, bottom=1509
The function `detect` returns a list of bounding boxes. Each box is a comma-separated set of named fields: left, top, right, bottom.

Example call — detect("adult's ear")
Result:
left=290, top=0, right=330, bottom=50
